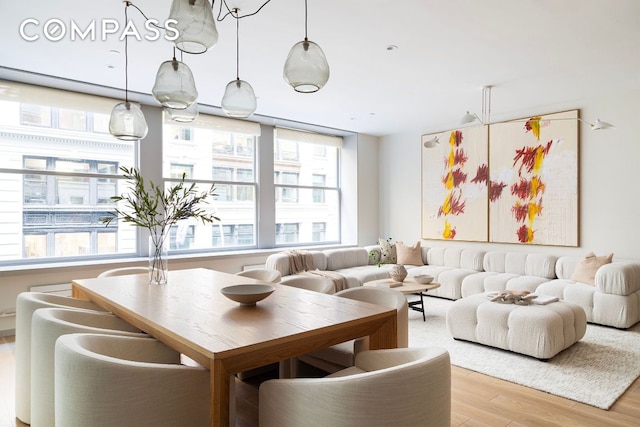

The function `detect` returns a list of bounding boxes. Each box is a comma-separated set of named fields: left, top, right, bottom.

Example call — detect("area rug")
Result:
left=407, top=296, right=640, bottom=409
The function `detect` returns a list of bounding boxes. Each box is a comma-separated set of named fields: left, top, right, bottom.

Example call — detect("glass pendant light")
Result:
left=152, top=53, right=198, bottom=109
left=169, top=0, right=218, bottom=54
left=166, top=102, right=199, bottom=122
left=221, top=9, right=257, bottom=118
left=109, top=2, right=148, bottom=141
left=283, top=0, right=329, bottom=93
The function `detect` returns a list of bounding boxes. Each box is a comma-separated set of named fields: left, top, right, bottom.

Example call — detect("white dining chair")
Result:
left=30, top=308, right=146, bottom=427
left=292, top=287, right=408, bottom=377
left=14, top=292, right=106, bottom=424
left=279, top=275, right=334, bottom=293
left=97, top=266, right=149, bottom=277
left=55, top=333, right=215, bottom=427
left=235, top=268, right=282, bottom=283
left=260, top=347, right=451, bottom=427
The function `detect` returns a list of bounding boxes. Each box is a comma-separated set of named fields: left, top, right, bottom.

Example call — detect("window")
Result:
left=170, top=163, right=194, bottom=179
left=163, top=112, right=259, bottom=251
left=274, top=128, right=342, bottom=245
left=0, top=82, right=135, bottom=263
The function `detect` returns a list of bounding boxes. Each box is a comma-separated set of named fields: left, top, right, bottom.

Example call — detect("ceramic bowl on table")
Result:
left=413, top=275, right=434, bottom=284
left=221, top=284, right=275, bottom=305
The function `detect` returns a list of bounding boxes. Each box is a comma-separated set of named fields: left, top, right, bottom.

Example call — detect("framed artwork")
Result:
left=421, top=125, right=489, bottom=241
left=488, top=110, right=579, bottom=246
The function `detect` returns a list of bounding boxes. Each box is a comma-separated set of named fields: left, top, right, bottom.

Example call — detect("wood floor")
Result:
left=1, top=334, right=639, bottom=426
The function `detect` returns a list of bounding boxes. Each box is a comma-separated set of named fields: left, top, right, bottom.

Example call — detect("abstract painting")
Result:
left=488, top=110, right=578, bottom=246
left=421, top=126, right=489, bottom=241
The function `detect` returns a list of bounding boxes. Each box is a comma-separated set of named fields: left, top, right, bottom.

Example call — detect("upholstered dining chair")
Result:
left=55, top=333, right=215, bottom=427
left=14, top=292, right=106, bottom=424
left=235, top=268, right=282, bottom=283
left=30, top=308, right=147, bottom=427
left=291, top=286, right=409, bottom=377
left=260, top=347, right=451, bottom=427
left=97, top=266, right=149, bottom=277
left=279, top=275, right=334, bottom=293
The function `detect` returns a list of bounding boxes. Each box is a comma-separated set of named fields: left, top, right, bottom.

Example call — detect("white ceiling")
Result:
left=1, top=0, right=639, bottom=136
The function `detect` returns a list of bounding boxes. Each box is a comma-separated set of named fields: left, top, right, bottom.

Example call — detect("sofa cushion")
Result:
left=378, top=238, right=397, bottom=264
left=325, top=248, right=369, bottom=271
left=571, top=252, right=613, bottom=285
left=396, top=241, right=424, bottom=266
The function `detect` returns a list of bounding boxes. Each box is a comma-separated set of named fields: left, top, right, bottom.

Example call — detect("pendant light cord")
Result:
left=217, top=0, right=272, bottom=20
left=304, top=0, right=308, bottom=40
left=234, top=8, right=240, bottom=80
left=124, top=2, right=130, bottom=103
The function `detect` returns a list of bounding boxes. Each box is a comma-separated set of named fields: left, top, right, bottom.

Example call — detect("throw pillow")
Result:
left=571, top=252, right=613, bottom=285
left=396, top=241, right=424, bottom=266
left=378, top=237, right=397, bottom=265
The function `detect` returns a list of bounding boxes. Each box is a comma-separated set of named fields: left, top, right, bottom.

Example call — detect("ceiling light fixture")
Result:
left=461, top=85, right=491, bottom=126
left=108, top=1, right=148, bottom=141
left=152, top=49, right=198, bottom=109
left=169, top=0, right=218, bottom=54
left=423, top=136, right=440, bottom=148
left=166, top=101, right=199, bottom=122
left=283, top=0, right=330, bottom=93
left=221, top=8, right=257, bottom=118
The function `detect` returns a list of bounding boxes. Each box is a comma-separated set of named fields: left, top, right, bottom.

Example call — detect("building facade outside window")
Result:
left=274, top=128, right=341, bottom=245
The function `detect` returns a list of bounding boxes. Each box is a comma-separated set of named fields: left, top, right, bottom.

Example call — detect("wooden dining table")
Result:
left=71, top=268, right=398, bottom=427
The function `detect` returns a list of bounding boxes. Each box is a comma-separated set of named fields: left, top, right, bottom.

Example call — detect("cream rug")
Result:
left=407, top=296, right=640, bottom=409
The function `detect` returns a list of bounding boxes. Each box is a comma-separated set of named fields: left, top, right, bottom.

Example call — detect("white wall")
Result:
left=378, top=88, right=640, bottom=260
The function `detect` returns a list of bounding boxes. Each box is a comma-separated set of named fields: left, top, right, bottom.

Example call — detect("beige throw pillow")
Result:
left=571, top=252, right=613, bottom=285
left=396, top=241, right=424, bottom=266
left=378, top=238, right=397, bottom=264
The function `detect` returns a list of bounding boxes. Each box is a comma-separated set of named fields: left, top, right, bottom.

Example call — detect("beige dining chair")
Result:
left=14, top=292, right=106, bottom=425
left=235, top=268, right=282, bottom=283
left=279, top=275, right=334, bottom=293
left=291, top=286, right=408, bottom=377
left=97, top=266, right=149, bottom=277
left=260, top=347, right=451, bottom=427
left=55, top=333, right=215, bottom=427
left=30, top=308, right=146, bottom=427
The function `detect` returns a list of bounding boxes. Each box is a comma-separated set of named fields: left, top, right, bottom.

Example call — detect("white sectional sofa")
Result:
left=264, top=245, right=640, bottom=328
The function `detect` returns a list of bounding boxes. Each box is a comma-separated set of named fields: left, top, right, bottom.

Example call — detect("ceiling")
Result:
left=1, top=0, right=639, bottom=136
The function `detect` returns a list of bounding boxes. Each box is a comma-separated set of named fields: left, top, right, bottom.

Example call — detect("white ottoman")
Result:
left=446, top=293, right=587, bottom=359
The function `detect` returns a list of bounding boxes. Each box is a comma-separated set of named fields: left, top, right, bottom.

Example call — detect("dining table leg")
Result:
left=210, top=359, right=231, bottom=427
left=368, top=312, right=398, bottom=350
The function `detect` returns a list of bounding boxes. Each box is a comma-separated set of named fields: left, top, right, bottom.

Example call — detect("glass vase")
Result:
left=149, top=236, right=168, bottom=285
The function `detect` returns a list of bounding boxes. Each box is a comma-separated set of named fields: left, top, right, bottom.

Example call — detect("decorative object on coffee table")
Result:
left=101, top=166, right=218, bottom=285
left=390, top=264, right=408, bottom=282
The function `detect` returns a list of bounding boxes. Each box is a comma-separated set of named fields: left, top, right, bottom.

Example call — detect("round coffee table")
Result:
left=364, top=278, right=440, bottom=321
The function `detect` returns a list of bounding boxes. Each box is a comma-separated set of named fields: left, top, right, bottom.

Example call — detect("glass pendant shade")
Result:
left=221, top=79, right=257, bottom=118
left=166, top=102, right=199, bottom=122
left=283, top=39, right=330, bottom=93
left=152, top=58, right=198, bottom=109
left=169, top=0, right=218, bottom=54
left=109, top=102, right=148, bottom=141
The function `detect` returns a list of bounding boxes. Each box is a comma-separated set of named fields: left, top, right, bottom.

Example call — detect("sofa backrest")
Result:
left=325, top=247, right=369, bottom=271
left=265, top=250, right=327, bottom=276
left=483, top=251, right=557, bottom=278
left=426, top=247, right=484, bottom=271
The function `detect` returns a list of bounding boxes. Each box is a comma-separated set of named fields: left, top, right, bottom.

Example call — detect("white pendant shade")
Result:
left=283, top=39, right=330, bottom=93
left=166, top=102, right=199, bottom=122
left=152, top=58, right=198, bottom=109
left=169, top=0, right=218, bottom=54
left=592, top=119, right=614, bottom=130
left=109, top=102, right=148, bottom=141
left=460, top=111, right=480, bottom=125
left=221, top=79, right=257, bottom=118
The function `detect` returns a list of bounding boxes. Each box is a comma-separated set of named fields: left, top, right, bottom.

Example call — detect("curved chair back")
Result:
left=335, top=287, right=409, bottom=347
left=55, top=334, right=211, bottom=427
left=235, top=268, right=282, bottom=283
left=280, top=275, right=334, bottom=294
left=30, top=308, right=146, bottom=427
left=260, top=347, right=451, bottom=427
left=98, top=266, right=149, bottom=277
left=14, top=292, right=105, bottom=424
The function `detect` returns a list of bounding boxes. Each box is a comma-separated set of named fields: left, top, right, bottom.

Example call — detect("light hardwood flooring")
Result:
left=1, top=334, right=639, bottom=426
